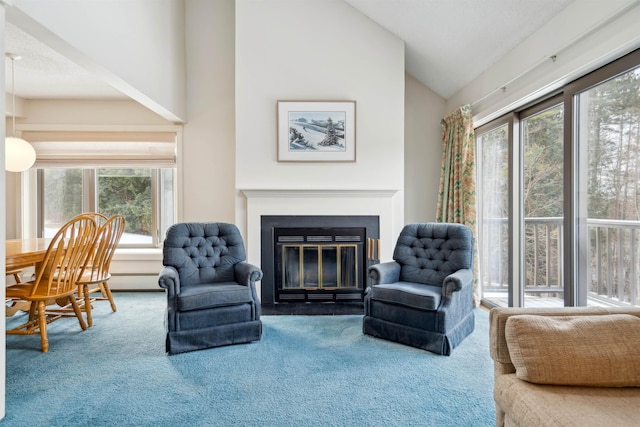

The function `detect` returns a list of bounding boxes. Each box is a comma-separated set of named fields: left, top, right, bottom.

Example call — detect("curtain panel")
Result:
left=437, top=104, right=478, bottom=304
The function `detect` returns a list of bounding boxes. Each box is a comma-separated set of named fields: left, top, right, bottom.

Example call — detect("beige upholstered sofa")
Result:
left=489, top=306, right=640, bottom=427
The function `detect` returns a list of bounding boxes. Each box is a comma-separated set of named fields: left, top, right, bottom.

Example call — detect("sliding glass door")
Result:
left=477, top=48, right=640, bottom=308
left=477, top=122, right=510, bottom=306
left=521, top=100, right=565, bottom=306
left=476, top=103, right=565, bottom=308
left=570, top=56, right=640, bottom=307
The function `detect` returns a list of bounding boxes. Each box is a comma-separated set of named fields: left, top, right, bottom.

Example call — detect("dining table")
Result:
left=6, top=238, right=49, bottom=272
left=5, top=237, right=49, bottom=316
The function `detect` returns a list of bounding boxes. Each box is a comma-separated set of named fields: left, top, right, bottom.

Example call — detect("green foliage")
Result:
left=98, top=169, right=152, bottom=236
left=479, top=67, right=640, bottom=222
left=43, top=168, right=153, bottom=237
left=586, top=68, right=640, bottom=220
left=523, top=106, right=564, bottom=218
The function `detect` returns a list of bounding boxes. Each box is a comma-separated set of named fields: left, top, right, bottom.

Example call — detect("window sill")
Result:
left=112, top=248, right=162, bottom=261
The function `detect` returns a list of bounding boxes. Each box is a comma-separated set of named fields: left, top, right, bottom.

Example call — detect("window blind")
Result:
left=21, top=130, right=177, bottom=168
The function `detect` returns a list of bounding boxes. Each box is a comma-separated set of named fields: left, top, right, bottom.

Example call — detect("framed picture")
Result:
left=277, top=100, right=356, bottom=162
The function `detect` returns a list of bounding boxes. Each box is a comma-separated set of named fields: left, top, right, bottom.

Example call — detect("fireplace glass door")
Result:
left=282, top=244, right=358, bottom=289
left=272, top=225, right=367, bottom=304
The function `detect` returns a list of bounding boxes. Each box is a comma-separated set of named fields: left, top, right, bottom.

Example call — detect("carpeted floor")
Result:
left=4, top=292, right=495, bottom=426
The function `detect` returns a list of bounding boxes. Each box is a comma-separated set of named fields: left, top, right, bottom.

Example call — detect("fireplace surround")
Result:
left=261, top=215, right=379, bottom=314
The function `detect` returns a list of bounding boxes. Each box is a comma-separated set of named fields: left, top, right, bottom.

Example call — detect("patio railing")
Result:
left=480, top=217, right=640, bottom=307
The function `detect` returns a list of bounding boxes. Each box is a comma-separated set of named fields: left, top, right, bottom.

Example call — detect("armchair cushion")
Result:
left=177, top=282, right=255, bottom=312
left=505, top=314, right=640, bottom=387
left=369, top=282, right=441, bottom=311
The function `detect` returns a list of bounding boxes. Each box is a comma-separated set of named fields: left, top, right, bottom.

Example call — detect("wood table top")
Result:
left=6, top=238, right=49, bottom=271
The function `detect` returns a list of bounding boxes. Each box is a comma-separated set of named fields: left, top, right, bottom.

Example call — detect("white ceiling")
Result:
left=344, top=0, right=575, bottom=98
left=4, top=0, right=575, bottom=101
left=4, top=22, right=125, bottom=100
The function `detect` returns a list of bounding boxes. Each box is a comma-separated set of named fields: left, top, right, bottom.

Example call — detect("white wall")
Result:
left=448, top=0, right=640, bottom=124
left=2, top=0, right=434, bottom=291
left=235, top=0, right=406, bottom=264
left=8, top=0, right=186, bottom=123
left=6, top=0, right=413, bottom=252
left=5, top=0, right=239, bottom=231
left=5, top=172, right=17, bottom=239
left=19, top=99, right=174, bottom=126
left=404, top=73, right=446, bottom=223
left=182, top=0, right=236, bottom=223
left=235, top=0, right=404, bottom=193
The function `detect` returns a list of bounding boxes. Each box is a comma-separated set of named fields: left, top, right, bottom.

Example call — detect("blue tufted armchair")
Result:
left=363, top=223, right=475, bottom=355
left=158, top=222, right=263, bottom=354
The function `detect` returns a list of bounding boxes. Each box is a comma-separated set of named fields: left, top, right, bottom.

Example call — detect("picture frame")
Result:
left=277, top=100, right=356, bottom=162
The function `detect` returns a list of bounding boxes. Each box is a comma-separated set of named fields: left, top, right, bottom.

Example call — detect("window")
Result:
left=39, top=168, right=175, bottom=247
left=477, top=48, right=640, bottom=308
left=27, top=128, right=179, bottom=248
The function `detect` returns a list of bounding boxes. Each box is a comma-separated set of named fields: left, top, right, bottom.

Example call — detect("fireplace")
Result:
left=261, top=215, right=379, bottom=314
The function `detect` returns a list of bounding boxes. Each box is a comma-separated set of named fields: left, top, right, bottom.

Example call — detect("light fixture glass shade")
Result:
left=6, top=136, right=36, bottom=172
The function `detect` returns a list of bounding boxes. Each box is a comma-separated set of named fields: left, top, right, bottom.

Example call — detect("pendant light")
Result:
left=5, top=53, right=36, bottom=172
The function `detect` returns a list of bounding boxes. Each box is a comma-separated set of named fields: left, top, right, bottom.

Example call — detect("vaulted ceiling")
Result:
left=344, top=0, right=575, bottom=98
left=4, top=0, right=575, bottom=101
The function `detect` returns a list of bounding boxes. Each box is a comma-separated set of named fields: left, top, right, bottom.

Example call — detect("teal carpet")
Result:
left=4, top=292, right=495, bottom=426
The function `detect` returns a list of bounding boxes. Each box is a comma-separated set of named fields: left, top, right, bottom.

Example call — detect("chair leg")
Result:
left=28, top=301, right=38, bottom=321
left=36, top=301, right=49, bottom=353
left=69, top=295, right=88, bottom=331
left=83, top=284, right=93, bottom=327
left=101, top=282, right=117, bottom=312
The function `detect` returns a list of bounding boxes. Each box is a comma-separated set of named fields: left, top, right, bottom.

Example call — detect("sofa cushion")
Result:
left=495, top=374, right=640, bottom=427
left=505, top=314, right=640, bottom=387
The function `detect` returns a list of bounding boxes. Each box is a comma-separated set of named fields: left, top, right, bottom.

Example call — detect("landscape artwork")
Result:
left=288, top=110, right=346, bottom=152
left=277, top=101, right=356, bottom=162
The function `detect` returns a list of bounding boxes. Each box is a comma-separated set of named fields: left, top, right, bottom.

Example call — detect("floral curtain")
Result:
left=436, top=104, right=479, bottom=304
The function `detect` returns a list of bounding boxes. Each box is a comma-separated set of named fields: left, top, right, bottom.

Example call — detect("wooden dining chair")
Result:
left=6, top=267, right=23, bottom=283
left=6, top=214, right=98, bottom=352
left=75, top=214, right=125, bottom=327
left=5, top=268, right=24, bottom=316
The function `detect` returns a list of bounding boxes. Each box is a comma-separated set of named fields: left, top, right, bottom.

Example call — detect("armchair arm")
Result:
left=368, top=261, right=401, bottom=286
left=442, top=268, right=473, bottom=297
left=235, top=261, right=264, bottom=286
left=436, top=268, right=475, bottom=331
left=235, top=262, right=263, bottom=319
left=158, top=265, right=180, bottom=299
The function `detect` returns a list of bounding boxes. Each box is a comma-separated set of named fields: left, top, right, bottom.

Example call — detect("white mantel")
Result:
left=239, top=189, right=404, bottom=276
